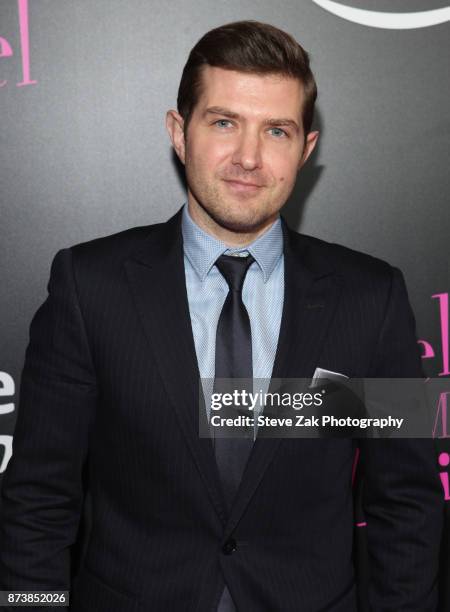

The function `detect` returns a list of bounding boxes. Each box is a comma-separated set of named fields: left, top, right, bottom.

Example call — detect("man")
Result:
left=0, top=20, right=443, bottom=612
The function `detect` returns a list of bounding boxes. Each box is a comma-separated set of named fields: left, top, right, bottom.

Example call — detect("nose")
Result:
left=231, top=127, right=263, bottom=171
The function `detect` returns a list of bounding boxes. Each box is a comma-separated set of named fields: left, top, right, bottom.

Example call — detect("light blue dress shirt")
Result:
left=181, top=203, right=284, bottom=422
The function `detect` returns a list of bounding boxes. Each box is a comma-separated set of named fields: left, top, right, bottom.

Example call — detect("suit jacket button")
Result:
left=222, top=538, right=237, bottom=555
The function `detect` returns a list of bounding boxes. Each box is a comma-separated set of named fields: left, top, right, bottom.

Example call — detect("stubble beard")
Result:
left=199, top=187, right=275, bottom=234
left=188, top=171, right=280, bottom=235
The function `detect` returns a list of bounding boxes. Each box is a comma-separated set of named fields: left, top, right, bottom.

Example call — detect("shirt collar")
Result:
left=181, top=202, right=283, bottom=283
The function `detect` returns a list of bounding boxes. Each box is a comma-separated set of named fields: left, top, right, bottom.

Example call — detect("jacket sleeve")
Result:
left=0, top=248, right=97, bottom=598
left=360, top=266, right=444, bottom=611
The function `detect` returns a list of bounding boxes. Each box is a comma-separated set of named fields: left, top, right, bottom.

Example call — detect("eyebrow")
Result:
left=204, top=106, right=300, bottom=132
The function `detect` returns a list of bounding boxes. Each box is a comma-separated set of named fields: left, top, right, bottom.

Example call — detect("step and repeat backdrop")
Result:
left=1, top=0, right=449, bottom=609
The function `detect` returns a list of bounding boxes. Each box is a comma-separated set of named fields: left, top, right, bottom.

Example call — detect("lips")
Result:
left=223, top=179, right=263, bottom=190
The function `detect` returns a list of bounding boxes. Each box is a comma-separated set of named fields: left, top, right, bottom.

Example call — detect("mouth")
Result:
left=222, top=179, right=263, bottom=193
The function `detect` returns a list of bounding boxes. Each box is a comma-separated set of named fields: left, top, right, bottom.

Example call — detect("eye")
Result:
left=214, top=119, right=233, bottom=128
left=269, top=127, right=288, bottom=138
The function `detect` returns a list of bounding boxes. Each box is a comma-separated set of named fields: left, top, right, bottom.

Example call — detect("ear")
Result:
left=298, top=130, right=319, bottom=169
left=166, top=110, right=186, bottom=164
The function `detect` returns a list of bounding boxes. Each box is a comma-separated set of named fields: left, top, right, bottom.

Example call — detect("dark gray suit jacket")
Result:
left=0, top=207, right=444, bottom=611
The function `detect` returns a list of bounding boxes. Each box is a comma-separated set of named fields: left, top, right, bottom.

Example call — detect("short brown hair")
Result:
left=177, top=20, right=317, bottom=136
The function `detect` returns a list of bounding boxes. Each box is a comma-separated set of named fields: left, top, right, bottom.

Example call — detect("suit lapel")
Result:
left=271, top=218, right=344, bottom=380
left=224, top=218, right=344, bottom=538
left=124, top=209, right=228, bottom=524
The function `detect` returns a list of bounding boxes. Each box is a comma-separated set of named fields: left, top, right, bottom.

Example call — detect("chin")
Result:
left=210, top=209, right=271, bottom=235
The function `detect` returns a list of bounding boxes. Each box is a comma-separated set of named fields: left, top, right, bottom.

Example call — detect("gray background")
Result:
left=0, top=0, right=449, bottom=500
left=1, top=0, right=449, bottom=606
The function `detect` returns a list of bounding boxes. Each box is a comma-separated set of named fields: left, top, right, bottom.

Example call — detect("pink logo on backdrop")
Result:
left=419, top=292, right=450, bottom=501
left=0, top=0, right=36, bottom=88
left=433, top=390, right=450, bottom=440
left=439, top=453, right=450, bottom=501
left=420, top=293, right=449, bottom=443
left=419, top=293, right=450, bottom=377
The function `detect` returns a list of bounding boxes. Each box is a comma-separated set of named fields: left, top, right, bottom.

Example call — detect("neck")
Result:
left=187, top=198, right=277, bottom=247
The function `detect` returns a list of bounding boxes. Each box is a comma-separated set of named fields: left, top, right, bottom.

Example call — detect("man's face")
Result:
left=167, top=66, right=318, bottom=238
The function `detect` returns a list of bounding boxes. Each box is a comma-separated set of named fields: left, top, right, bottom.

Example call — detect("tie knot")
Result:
left=215, top=254, right=255, bottom=292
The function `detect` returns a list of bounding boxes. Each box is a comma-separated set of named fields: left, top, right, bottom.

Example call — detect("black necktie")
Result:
left=213, top=253, right=255, bottom=506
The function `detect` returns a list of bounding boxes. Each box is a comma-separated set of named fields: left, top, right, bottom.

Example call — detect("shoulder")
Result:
left=288, top=227, right=398, bottom=286
left=43, top=218, right=173, bottom=296
left=285, top=227, right=409, bottom=317
left=70, top=221, right=165, bottom=263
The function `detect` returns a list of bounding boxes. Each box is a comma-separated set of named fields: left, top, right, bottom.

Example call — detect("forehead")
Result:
left=196, top=66, right=304, bottom=122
